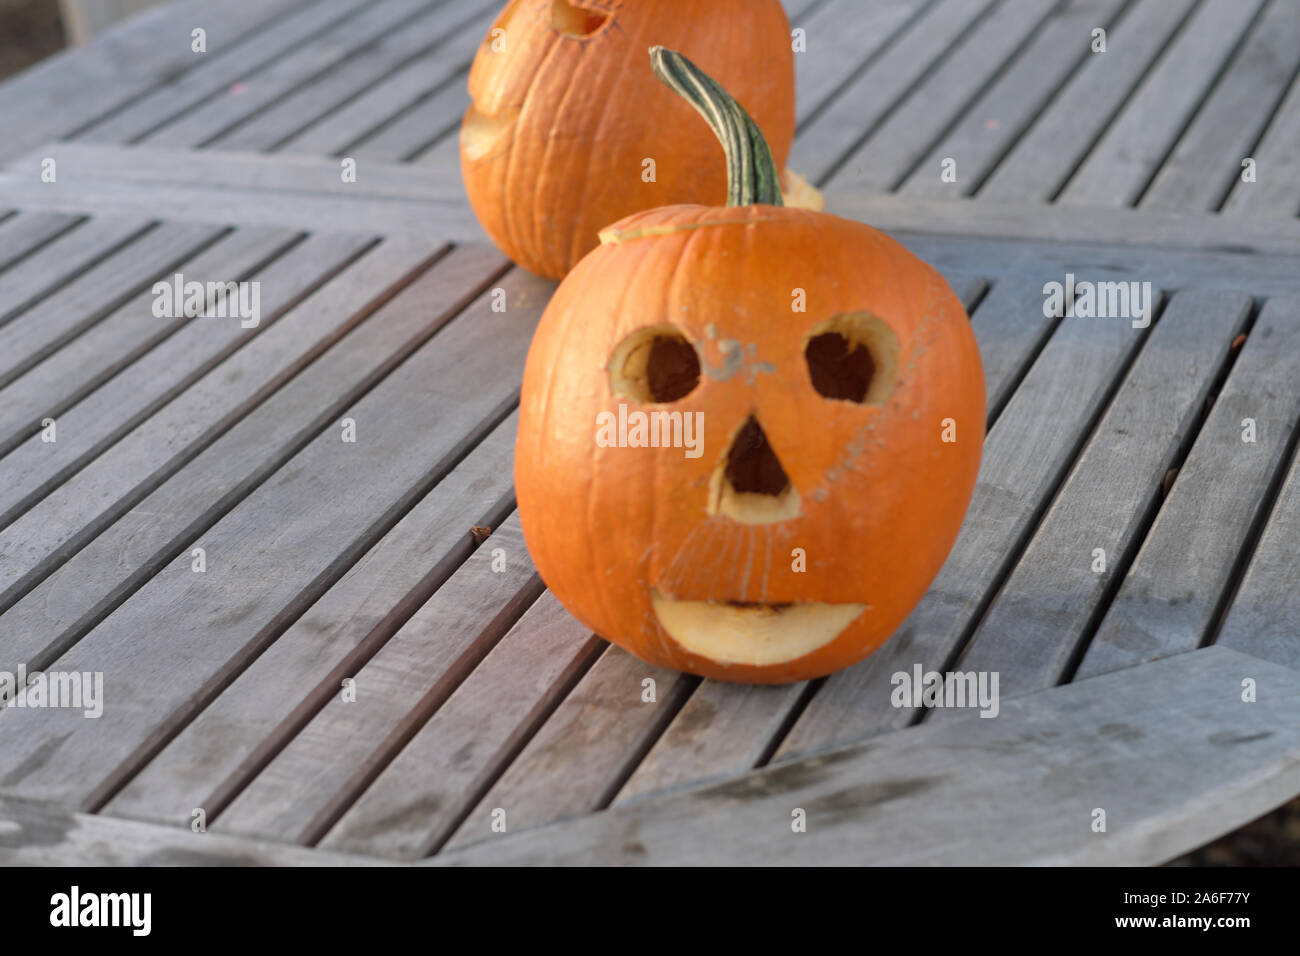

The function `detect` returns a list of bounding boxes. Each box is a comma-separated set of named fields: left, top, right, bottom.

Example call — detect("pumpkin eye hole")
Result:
left=610, top=326, right=701, bottom=404
left=804, top=311, right=900, bottom=405
left=552, top=0, right=609, bottom=36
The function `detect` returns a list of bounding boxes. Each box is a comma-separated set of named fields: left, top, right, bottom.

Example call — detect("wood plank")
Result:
left=319, top=593, right=605, bottom=859
left=790, top=0, right=994, bottom=185
left=1077, top=295, right=1300, bottom=678
left=211, top=513, right=544, bottom=844
left=0, top=227, right=297, bottom=458
left=211, top=0, right=490, bottom=153
left=0, top=262, right=548, bottom=808
left=443, top=647, right=695, bottom=850
left=900, top=0, right=1131, bottom=199
left=0, top=212, right=82, bottom=273
left=74, top=0, right=373, bottom=144
left=432, top=648, right=1300, bottom=866
left=0, top=795, right=391, bottom=866
left=1140, top=0, right=1300, bottom=213
left=0, top=231, right=373, bottom=531
left=1214, top=439, right=1300, bottom=671
left=0, top=242, right=491, bottom=667
left=0, top=0, right=304, bottom=163
left=941, top=290, right=1251, bottom=704
left=776, top=276, right=1154, bottom=760
left=1058, top=0, right=1268, bottom=207
left=1221, top=38, right=1300, bottom=217
left=825, top=0, right=1059, bottom=192
left=276, top=6, right=494, bottom=157
left=978, top=0, right=1198, bottom=202
left=136, top=0, right=437, bottom=149
left=109, top=412, right=521, bottom=827
left=0, top=216, right=154, bottom=327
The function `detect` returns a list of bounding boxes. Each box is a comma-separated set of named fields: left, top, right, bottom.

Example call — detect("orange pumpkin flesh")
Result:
left=513, top=49, right=985, bottom=683
left=461, top=0, right=798, bottom=279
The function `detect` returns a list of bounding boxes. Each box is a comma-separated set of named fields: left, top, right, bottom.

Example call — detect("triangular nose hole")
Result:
left=726, top=416, right=790, bottom=496
left=710, top=416, right=802, bottom=524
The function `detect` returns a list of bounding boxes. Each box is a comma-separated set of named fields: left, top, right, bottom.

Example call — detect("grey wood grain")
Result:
left=137, top=0, right=436, bottom=149
left=791, top=0, right=994, bottom=185
left=944, top=290, right=1252, bottom=704
left=0, top=0, right=303, bottom=163
left=1221, top=33, right=1300, bottom=218
left=1140, top=0, right=1300, bottom=213
left=320, top=592, right=605, bottom=859
left=0, top=216, right=154, bottom=327
left=432, top=647, right=1300, bottom=866
left=776, top=274, right=1153, bottom=760
left=211, top=0, right=489, bottom=154
left=0, top=258, right=547, bottom=808
left=0, top=242, right=495, bottom=670
left=1215, top=440, right=1300, bottom=672
left=109, top=411, right=520, bottom=826
left=277, top=6, right=494, bottom=157
left=0, top=227, right=298, bottom=459
left=1059, top=0, right=1267, bottom=207
left=825, top=0, right=1059, bottom=193
left=900, top=0, right=1131, bottom=199
left=978, top=0, right=1198, bottom=202
left=0, top=795, right=394, bottom=866
left=212, top=513, right=544, bottom=844
left=1078, top=294, right=1300, bottom=678
left=0, top=231, right=372, bottom=531
left=0, top=212, right=81, bottom=273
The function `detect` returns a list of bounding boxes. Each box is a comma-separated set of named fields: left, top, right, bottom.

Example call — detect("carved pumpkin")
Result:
left=515, top=49, right=985, bottom=683
left=461, top=0, right=814, bottom=280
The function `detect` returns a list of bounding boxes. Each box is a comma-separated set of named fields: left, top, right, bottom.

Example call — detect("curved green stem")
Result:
left=649, top=45, right=783, bottom=208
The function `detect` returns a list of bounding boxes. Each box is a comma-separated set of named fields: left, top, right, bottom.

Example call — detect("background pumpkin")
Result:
left=514, top=49, right=985, bottom=684
left=461, top=0, right=801, bottom=280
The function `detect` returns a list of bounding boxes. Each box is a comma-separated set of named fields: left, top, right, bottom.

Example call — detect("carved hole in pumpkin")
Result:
left=609, top=326, right=700, bottom=404
left=551, top=0, right=609, bottom=36
left=804, top=311, right=899, bottom=405
left=710, top=415, right=801, bottom=524
left=462, top=104, right=518, bottom=162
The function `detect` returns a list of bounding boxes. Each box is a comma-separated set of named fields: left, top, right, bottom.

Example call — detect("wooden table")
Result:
left=1, top=0, right=1299, bottom=866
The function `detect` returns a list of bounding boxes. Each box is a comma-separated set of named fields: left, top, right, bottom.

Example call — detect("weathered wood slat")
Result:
left=1214, top=452, right=1300, bottom=671
left=277, top=7, right=494, bottom=157
left=0, top=242, right=488, bottom=669
left=432, top=648, right=1300, bottom=866
left=210, top=0, right=489, bottom=153
left=1221, top=43, right=1300, bottom=217
left=977, top=0, right=1197, bottom=202
left=0, top=228, right=297, bottom=459
left=900, top=0, right=1130, bottom=199
left=792, top=0, right=992, bottom=185
left=942, top=290, right=1252, bottom=704
left=0, top=231, right=372, bottom=532
left=0, top=212, right=82, bottom=273
left=0, top=795, right=394, bottom=866
left=1140, top=0, right=1300, bottom=213
left=0, top=259, right=547, bottom=808
left=0, top=216, right=154, bottom=327
left=776, top=276, right=1153, bottom=760
left=109, top=412, right=521, bottom=826
left=320, top=592, right=605, bottom=859
left=137, top=0, right=437, bottom=149
left=72, top=0, right=373, bottom=145
left=1078, top=295, right=1300, bottom=678
left=212, top=513, right=544, bottom=844
left=825, top=0, right=1058, bottom=192
left=0, top=0, right=304, bottom=163
left=1058, top=0, right=1267, bottom=207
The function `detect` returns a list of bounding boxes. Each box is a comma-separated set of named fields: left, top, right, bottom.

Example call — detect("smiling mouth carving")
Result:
left=652, top=594, right=867, bottom=666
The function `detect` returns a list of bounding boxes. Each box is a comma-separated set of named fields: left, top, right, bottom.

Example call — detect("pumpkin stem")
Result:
left=649, top=46, right=783, bottom=208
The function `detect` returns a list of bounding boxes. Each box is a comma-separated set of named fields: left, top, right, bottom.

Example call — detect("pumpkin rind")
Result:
left=460, top=0, right=796, bottom=279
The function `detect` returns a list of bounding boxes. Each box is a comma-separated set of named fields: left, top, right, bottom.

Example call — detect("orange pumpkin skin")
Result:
left=515, top=204, right=986, bottom=684
left=460, top=0, right=795, bottom=280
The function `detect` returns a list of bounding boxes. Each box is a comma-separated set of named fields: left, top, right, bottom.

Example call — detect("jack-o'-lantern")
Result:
left=514, top=48, right=984, bottom=683
left=461, top=0, right=820, bottom=280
